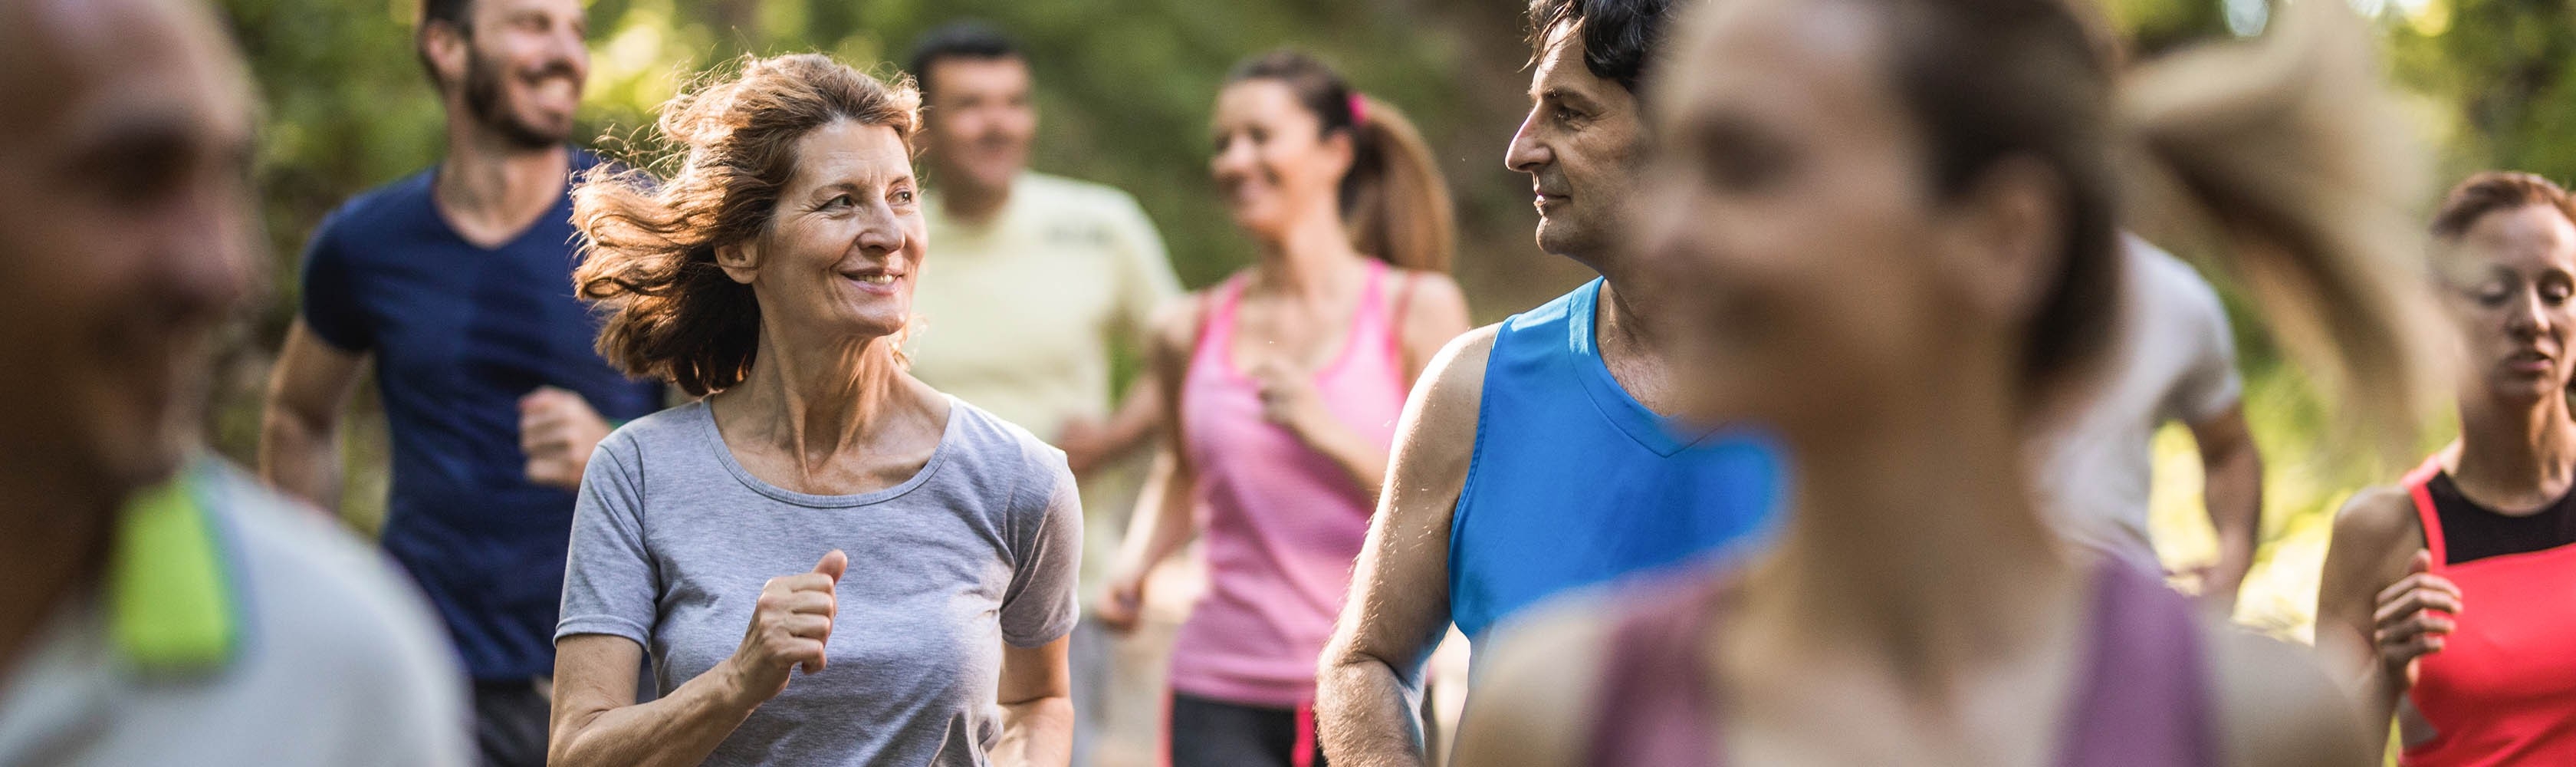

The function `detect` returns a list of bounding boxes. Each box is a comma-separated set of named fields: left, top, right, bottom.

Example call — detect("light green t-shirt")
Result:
left=909, top=172, right=1178, bottom=436
left=909, top=172, right=1180, bottom=590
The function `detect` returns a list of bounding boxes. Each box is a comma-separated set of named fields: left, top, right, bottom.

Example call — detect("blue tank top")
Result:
left=1447, top=279, right=1784, bottom=644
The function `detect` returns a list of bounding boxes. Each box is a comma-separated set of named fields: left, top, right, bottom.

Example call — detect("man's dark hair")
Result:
left=416, top=0, right=474, bottom=91
left=905, top=21, right=1022, bottom=100
left=1525, top=0, right=1674, bottom=94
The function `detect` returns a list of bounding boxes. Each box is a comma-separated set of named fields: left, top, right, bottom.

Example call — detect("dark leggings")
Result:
left=472, top=680, right=550, bottom=767
left=1167, top=691, right=1326, bottom=767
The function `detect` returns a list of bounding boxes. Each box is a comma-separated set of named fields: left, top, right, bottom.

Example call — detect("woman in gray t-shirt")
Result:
left=545, top=54, right=1080, bottom=767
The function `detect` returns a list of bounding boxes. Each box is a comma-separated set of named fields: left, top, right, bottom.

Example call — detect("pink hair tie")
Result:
left=1347, top=93, right=1368, bottom=127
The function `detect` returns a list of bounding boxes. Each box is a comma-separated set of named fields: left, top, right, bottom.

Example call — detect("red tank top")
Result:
left=2398, top=456, right=2576, bottom=766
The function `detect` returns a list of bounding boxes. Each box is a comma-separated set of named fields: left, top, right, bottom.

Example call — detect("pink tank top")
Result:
left=1169, top=262, right=1410, bottom=706
left=1587, top=560, right=2219, bottom=766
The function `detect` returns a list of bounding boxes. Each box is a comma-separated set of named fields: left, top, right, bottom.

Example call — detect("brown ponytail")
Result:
left=1227, top=51, right=1457, bottom=273
left=2115, top=0, right=2444, bottom=456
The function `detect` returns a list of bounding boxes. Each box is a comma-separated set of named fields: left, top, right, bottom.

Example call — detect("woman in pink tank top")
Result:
left=1089, top=50, right=1470, bottom=767
left=1453, top=0, right=2434, bottom=765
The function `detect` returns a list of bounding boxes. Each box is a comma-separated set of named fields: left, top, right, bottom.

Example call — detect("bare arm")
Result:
left=1447, top=601, right=1606, bottom=767
left=551, top=551, right=847, bottom=767
left=2315, top=486, right=2446, bottom=752
left=1317, top=324, right=1495, bottom=767
left=2209, top=625, right=2377, bottom=767
left=259, top=319, right=366, bottom=511
left=2188, top=406, right=2262, bottom=614
left=1093, top=299, right=1209, bottom=633
left=991, top=637, right=1075, bottom=767
left=547, top=635, right=762, bottom=767
left=1062, top=376, right=1163, bottom=479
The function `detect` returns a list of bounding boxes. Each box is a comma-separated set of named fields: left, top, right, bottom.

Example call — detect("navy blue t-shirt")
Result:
left=299, top=150, right=664, bottom=681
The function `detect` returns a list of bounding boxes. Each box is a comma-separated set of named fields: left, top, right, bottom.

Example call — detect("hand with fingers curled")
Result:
left=1093, top=568, right=1146, bottom=635
left=1246, top=361, right=1329, bottom=441
left=520, top=385, right=615, bottom=490
left=2377, top=549, right=2465, bottom=686
left=723, top=550, right=848, bottom=704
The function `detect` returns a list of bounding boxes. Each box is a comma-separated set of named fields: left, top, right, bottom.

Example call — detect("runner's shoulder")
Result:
left=205, top=463, right=462, bottom=679
left=1411, top=323, right=1498, bottom=424
left=308, top=170, right=436, bottom=249
left=2330, top=484, right=2421, bottom=554
left=2205, top=625, right=2374, bottom=767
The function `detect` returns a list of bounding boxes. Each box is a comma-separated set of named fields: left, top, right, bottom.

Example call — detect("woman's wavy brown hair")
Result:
left=571, top=53, right=921, bottom=396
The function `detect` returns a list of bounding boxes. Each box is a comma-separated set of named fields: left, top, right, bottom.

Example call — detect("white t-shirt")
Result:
left=2030, top=235, right=2245, bottom=568
left=0, top=462, right=470, bottom=766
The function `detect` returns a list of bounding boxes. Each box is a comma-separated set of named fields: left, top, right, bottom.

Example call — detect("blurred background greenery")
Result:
left=209, top=0, right=2576, bottom=640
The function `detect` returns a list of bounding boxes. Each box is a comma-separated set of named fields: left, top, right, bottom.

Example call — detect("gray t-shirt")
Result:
left=2031, top=235, right=2244, bottom=568
left=557, top=397, right=1081, bottom=766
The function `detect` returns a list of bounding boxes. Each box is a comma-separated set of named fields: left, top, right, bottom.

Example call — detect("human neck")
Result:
left=1589, top=268, right=1690, bottom=416
left=724, top=327, right=914, bottom=472
left=935, top=167, right=1014, bottom=227
left=1738, top=364, right=2081, bottom=688
left=0, top=465, right=118, bottom=670
left=1250, top=208, right=1364, bottom=298
left=432, top=115, right=569, bottom=248
left=2453, top=388, right=2576, bottom=506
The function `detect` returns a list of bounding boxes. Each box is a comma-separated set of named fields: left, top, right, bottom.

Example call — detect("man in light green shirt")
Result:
left=903, top=23, right=1181, bottom=766
left=905, top=22, right=1179, bottom=544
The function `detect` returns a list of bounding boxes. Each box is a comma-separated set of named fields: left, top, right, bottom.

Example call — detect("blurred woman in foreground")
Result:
left=2318, top=172, right=2576, bottom=765
left=1453, top=0, right=2438, bottom=764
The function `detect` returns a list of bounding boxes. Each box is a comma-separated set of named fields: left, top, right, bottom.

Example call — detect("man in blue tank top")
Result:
left=255, top=0, right=662, bottom=764
left=1316, top=1, right=1782, bottom=763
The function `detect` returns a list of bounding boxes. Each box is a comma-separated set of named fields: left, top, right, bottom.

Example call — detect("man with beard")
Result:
left=258, top=0, right=660, bottom=763
left=899, top=23, right=1181, bottom=766
left=1314, top=1, right=1783, bottom=764
left=0, top=0, right=468, bottom=762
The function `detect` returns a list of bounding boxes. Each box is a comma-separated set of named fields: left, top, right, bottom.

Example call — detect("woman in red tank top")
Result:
left=1449, top=0, right=2435, bottom=765
left=2318, top=172, right=2576, bottom=766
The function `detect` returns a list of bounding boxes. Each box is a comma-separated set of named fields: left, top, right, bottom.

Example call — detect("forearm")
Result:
left=990, top=695, right=1075, bottom=767
left=1113, top=455, right=1198, bottom=577
left=551, top=661, right=762, bottom=767
left=1318, top=647, right=1429, bottom=767
left=2200, top=443, right=2263, bottom=611
left=1296, top=419, right=1390, bottom=499
left=1099, top=377, right=1163, bottom=462
left=2358, top=660, right=2405, bottom=750
left=257, top=407, right=342, bottom=512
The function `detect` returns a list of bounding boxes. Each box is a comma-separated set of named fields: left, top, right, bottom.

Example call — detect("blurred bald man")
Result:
left=0, top=0, right=470, bottom=763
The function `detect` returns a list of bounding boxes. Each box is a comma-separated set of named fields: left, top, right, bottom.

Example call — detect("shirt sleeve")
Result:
left=1106, top=193, right=1181, bottom=344
left=997, top=448, right=1083, bottom=647
left=297, top=212, right=374, bottom=353
left=555, top=436, right=659, bottom=647
left=2161, top=262, right=2246, bottom=426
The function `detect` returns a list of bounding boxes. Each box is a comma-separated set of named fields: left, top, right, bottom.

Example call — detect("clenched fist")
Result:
left=723, top=550, right=847, bottom=703
left=520, top=386, right=613, bottom=490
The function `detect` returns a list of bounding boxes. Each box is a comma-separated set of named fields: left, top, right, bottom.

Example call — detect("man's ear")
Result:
left=422, top=19, right=471, bottom=94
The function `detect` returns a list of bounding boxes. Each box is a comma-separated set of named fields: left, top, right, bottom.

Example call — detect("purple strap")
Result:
left=1585, top=561, right=2218, bottom=766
